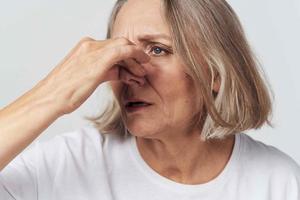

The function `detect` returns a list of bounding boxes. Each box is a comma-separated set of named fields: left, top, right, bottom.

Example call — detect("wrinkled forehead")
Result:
left=111, top=0, right=171, bottom=44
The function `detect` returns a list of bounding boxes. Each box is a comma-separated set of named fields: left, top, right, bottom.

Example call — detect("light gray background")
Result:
left=1, top=0, right=299, bottom=164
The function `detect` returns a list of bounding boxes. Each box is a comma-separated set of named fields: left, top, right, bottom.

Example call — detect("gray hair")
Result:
left=85, top=0, right=273, bottom=140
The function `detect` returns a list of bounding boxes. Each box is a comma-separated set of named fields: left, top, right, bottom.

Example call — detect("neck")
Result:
left=135, top=128, right=235, bottom=184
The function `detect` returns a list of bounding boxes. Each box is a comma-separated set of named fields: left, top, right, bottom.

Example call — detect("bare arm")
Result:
left=0, top=79, right=62, bottom=171
left=0, top=37, right=150, bottom=171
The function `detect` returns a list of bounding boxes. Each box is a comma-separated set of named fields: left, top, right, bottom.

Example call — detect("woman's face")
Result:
left=110, top=0, right=199, bottom=138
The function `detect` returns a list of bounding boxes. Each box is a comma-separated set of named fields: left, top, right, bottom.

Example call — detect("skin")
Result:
left=0, top=0, right=234, bottom=185
left=110, top=0, right=235, bottom=184
left=0, top=31, right=151, bottom=170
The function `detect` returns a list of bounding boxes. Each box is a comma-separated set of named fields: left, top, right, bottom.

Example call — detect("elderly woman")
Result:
left=0, top=0, right=299, bottom=199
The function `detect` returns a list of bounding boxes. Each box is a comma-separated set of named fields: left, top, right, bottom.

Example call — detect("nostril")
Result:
left=128, top=78, right=145, bottom=86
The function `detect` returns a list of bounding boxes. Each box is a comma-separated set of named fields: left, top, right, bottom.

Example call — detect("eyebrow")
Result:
left=137, top=33, right=172, bottom=43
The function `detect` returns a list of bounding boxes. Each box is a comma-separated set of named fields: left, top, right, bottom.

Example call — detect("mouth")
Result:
left=124, top=99, right=153, bottom=113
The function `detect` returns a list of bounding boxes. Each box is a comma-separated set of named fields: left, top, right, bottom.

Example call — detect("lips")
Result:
left=124, top=98, right=153, bottom=107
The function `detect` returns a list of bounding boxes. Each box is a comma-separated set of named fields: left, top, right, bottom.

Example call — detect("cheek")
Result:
left=147, top=61, right=194, bottom=115
left=109, top=81, right=124, bottom=101
left=145, top=57, right=186, bottom=84
left=147, top=58, right=191, bottom=94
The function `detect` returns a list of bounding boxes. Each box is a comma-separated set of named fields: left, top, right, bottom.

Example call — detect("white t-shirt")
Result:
left=1, top=125, right=300, bottom=200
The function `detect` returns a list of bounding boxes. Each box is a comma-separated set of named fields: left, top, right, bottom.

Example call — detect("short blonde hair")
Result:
left=85, top=0, right=273, bottom=140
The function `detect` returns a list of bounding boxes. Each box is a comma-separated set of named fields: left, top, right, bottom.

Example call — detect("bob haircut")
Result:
left=85, top=0, right=273, bottom=140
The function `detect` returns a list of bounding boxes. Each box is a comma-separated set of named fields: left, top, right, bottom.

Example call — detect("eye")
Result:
left=149, top=45, right=170, bottom=56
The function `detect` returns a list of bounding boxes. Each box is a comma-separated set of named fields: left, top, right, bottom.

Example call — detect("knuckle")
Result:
left=80, top=41, right=93, bottom=51
left=113, top=46, right=124, bottom=59
left=79, top=37, right=94, bottom=44
left=114, top=37, right=130, bottom=45
left=80, top=36, right=94, bottom=43
left=79, top=37, right=95, bottom=50
left=107, top=45, right=135, bottom=62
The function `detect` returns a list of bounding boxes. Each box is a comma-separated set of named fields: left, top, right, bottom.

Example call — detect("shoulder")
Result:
left=238, top=133, right=300, bottom=179
left=31, top=124, right=110, bottom=168
left=36, top=124, right=129, bottom=161
left=46, top=124, right=127, bottom=146
left=38, top=124, right=103, bottom=152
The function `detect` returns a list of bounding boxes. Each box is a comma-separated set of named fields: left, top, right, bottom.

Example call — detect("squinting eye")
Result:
left=150, top=46, right=168, bottom=56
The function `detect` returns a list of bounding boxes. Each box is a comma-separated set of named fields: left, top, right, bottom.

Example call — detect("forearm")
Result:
left=0, top=36, right=149, bottom=171
left=0, top=80, right=62, bottom=171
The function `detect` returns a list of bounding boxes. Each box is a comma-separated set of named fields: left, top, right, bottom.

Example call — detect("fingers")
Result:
left=114, top=59, right=146, bottom=85
left=84, top=36, right=150, bottom=85
left=84, top=36, right=150, bottom=66
left=119, top=68, right=145, bottom=86
left=119, top=45, right=150, bottom=64
left=119, top=58, right=146, bottom=77
left=80, top=37, right=134, bottom=53
left=105, top=37, right=135, bottom=48
left=103, top=44, right=150, bottom=67
left=56, top=37, right=96, bottom=67
left=95, top=44, right=150, bottom=79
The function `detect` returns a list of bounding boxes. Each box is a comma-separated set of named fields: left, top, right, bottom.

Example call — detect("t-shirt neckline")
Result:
left=127, top=131, right=242, bottom=194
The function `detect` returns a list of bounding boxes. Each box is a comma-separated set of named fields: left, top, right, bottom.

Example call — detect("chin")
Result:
left=125, top=121, right=161, bottom=139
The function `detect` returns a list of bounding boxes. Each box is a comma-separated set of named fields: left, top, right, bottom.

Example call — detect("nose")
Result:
left=119, top=67, right=146, bottom=86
